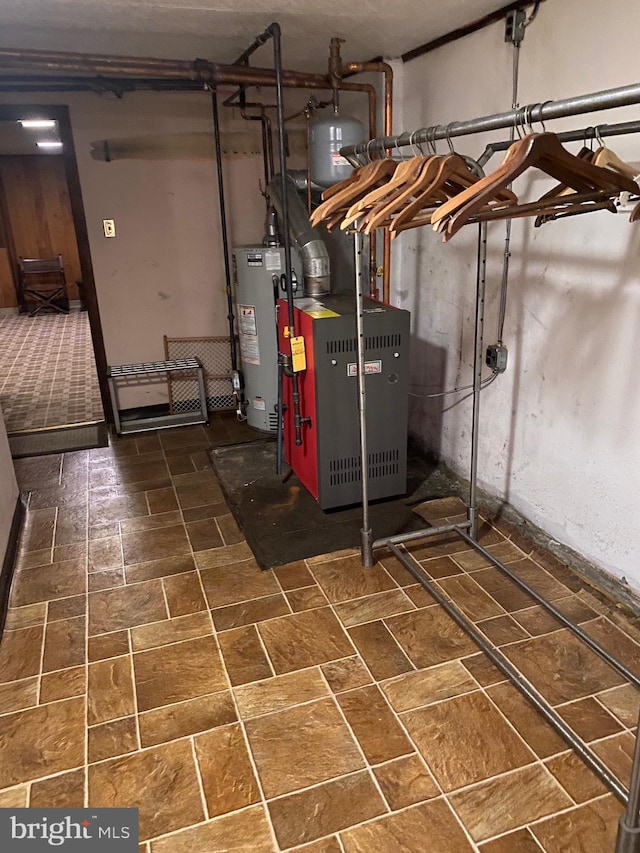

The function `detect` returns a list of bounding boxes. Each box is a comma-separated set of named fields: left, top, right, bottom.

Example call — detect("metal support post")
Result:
left=468, top=221, right=487, bottom=540
left=617, top=708, right=640, bottom=852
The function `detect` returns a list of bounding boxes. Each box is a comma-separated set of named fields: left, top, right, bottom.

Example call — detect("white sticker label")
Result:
left=347, top=360, right=382, bottom=377
left=252, top=397, right=267, bottom=411
left=331, top=151, right=350, bottom=167
left=239, top=334, right=260, bottom=366
left=238, top=304, right=257, bottom=336
left=265, top=250, right=281, bottom=271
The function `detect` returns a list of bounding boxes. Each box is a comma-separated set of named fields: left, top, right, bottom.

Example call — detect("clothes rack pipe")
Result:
left=346, top=84, right=640, bottom=853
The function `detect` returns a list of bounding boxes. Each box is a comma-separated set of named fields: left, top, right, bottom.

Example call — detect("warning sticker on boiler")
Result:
left=240, top=335, right=260, bottom=365
left=238, top=305, right=257, bottom=336
left=331, top=151, right=350, bottom=167
left=264, top=251, right=281, bottom=271
left=252, top=397, right=266, bottom=411
left=347, top=360, right=382, bottom=377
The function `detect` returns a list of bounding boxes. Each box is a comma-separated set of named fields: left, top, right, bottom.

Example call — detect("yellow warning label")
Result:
left=290, top=336, right=307, bottom=372
left=305, top=309, right=340, bottom=319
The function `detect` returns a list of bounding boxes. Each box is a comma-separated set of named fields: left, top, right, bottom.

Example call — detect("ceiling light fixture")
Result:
left=36, top=141, right=63, bottom=150
left=19, top=119, right=57, bottom=129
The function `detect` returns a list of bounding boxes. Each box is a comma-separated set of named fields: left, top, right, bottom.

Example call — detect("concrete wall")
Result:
left=0, top=403, right=18, bottom=565
left=395, top=0, right=640, bottom=586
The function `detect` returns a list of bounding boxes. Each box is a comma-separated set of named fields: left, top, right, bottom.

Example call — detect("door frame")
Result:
left=0, top=103, right=112, bottom=421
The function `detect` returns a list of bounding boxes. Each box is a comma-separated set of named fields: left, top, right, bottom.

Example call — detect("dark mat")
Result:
left=9, top=422, right=109, bottom=458
left=210, top=440, right=458, bottom=568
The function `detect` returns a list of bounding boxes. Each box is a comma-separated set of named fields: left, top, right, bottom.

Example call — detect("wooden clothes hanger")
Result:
left=310, top=158, right=397, bottom=227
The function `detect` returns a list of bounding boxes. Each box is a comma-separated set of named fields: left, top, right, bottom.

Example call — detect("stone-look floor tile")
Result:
left=48, top=595, right=85, bottom=622
left=496, top=558, right=572, bottom=601
left=341, top=798, right=475, bottom=853
left=449, top=763, right=571, bottom=841
left=212, top=593, right=290, bottom=631
left=334, top=589, right=416, bottom=628
left=30, top=768, right=85, bottom=808
left=185, top=518, right=224, bottom=552
left=245, top=697, right=364, bottom=798
left=131, top=611, right=212, bottom=653
left=321, top=657, right=372, bottom=693
left=216, top=513, right=244, bottom=546
left=545, top=751, right=609, bottom=803
left=42, top=616, right=86, bottom=672
left=201, top=559, right=279, bottom=610
left=54, top=543, right=87, bottom=564
left=411, top=496, right=467, bottom=521
left=286, top=585, right=329, bottom=612
left=451, top=540, right=524, bottom=572
left=0, top=697, right=85, bottom=787
left=88, top=717, right=138, bottom=763
left=0, top=677, right=39, bottom=714
left=194, top=722, right=261, bottom=817
left=418, top=555, right=466, bottom=580
left=234, top=668, right=328, bottom=719
left=598, top=684, right=640, bottom=728
left=174, top=478, right=224, bottom=510
left=88, top=655, right=136, bottom=725
left=21, top=516, right=55, bottom=553
left=12, top=559, right=86, bottom=607
left=149, top=805, right=273, bottom=853
left=348, top=620, right=413, bottom=681
left=273, top=560, right=314, bottom=590
left=487, top=682, right=566, bottom=759
left=139, top=691, right=236, bottom=748
left=88, top=536, right=123, bottom=572
left=557, top=696, right=623, bottom=741
left=55, top=505, right=88, bottom=546
left=89, top=580, right=167, bottom=635
left=592, top=732, right=635, bottom=786
left=162, top=572, right=206, bottom=618
left=88, top=630, right=130, bottom=662
left=120, top=511, right=183, bottom=534
left=40, top=666, right=86, bottom=703
left=403, top=691, right=534, bottom=792
left=386, top=608, right=477, bottom=669
left=382, top=661, right=478, bottom=713
left=89, top=740, right=204, bottom=842
left=4, top=602, right=47, bottom=630
left=584, top=617, right=640, bottom=672
left=195, top=541, right=254, bottom=570
left=89, top=494, right=149, bottom=524
left=337, top=684, right=413, bottom=764
left=479, top=828, right=543, bottom=852
left=437, top=574, right=505, bottom=621
left=133, top=635, right=228, bottom=712
left=476, top=614, right=530, bottom=645
left=531, top=795, right=623, bottom=852
left=503, top=629, right=625, bottom=705
left=268, top=770, right=386, bottom=850
left=114, top=459, right=169, bottom=486
left=0, top=785, right=29, bottom=807
left=259, top=607, right=355, bottom=674
left=0, top=625, right=44, bottom=683
left=125, top=554, right=196, bottom=584
left=295, top=838, right=342, bottom=853
left=472, top=567, right=537, bottom=612
left=373, top=754, right=439, bottom=810
left=165, top=453, right=196, bottom=476
left=311, top=555, right=396, bottom=604
left=89, top=521, right=120, bottom=541
left=217, top=625, right=273, bottom=686
left=145, top=487, right=179, bottom=514
left=182, top=502, right=229, bottom=523
left=88, top=568, right=125, bottom=592
left=121, top=525, right=190, bottom=565
left=18, top=548, right=52, bottom=570
left=14, top=455, right=62, bottom=490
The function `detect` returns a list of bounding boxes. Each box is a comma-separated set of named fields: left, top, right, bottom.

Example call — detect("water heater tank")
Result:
left=310, top=112, right=364, bottom=188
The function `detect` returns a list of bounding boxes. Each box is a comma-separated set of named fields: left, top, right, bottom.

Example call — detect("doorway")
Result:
left=0, top=104, right=110, bottom=442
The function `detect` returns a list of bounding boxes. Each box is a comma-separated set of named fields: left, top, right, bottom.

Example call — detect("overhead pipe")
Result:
left=343, top=59, right=394, bottom=303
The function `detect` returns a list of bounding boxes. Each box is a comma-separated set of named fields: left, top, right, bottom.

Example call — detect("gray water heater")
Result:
left=233, top=245, right=303, bottom=432
left=310, top=112, right=364, bottom=188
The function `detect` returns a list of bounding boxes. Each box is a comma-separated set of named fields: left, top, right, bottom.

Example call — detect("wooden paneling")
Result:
left=0, top=156, right=81, bottom=304
left=0, top=248, right=15, bottom=309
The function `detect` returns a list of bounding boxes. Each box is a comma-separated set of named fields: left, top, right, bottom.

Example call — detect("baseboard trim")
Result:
left=0, top=496, right=26, bottom=639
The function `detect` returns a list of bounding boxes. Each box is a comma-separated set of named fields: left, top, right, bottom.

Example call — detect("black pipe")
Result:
left=210, top=89, right=238, bottom=375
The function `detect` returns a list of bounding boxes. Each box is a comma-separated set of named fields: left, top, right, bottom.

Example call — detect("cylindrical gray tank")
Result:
left=310, top=112, right=364, bottom=188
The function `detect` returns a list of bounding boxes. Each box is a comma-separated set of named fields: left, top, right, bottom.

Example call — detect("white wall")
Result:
left=396, top=0, right=640, bottom=586
left=0, top=403, right=18, bottom=564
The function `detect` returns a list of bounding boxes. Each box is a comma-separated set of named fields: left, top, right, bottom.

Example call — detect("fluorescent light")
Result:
left=19, top=119, right=56, bottom=129
left=36, top=141, right=63, bottom=150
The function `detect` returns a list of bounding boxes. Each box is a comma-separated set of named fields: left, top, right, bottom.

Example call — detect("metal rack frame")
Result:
left=344, top=80, right=640, bottom=853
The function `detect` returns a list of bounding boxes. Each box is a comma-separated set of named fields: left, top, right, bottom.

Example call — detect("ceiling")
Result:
left=0, top=0, right=512, bottom=72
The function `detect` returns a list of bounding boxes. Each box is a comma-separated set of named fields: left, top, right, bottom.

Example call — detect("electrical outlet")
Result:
left=103, top=219, right=116, bottom=238
left=486, top=344, right=508, bottom=373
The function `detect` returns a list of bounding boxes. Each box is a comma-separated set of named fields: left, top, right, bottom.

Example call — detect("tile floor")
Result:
left=1, top=422, right=639, bottom=851
left=0, top=309, right=104, bottom=433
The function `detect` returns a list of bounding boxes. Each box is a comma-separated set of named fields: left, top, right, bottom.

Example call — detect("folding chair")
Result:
left=18, top=255, right=70, bottom=316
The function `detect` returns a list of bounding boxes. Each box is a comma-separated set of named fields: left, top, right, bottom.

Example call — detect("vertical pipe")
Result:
left=210, top=89, right=238, bottom=373
left=305, top=108, right=313, bottom=216
left=616, top=709, right=640, bottom=852
left=355, top=228, right=373, bottom=567
left=468, top=221, right=487, bottom=539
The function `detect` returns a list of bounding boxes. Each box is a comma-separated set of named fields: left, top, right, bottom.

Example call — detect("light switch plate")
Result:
left=103, top=219, right=116, bottom=238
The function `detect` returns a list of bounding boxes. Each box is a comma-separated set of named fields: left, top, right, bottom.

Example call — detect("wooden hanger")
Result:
left=310, top=159, right=397, bottom=227
left=591, top=145, right=640, bottom=181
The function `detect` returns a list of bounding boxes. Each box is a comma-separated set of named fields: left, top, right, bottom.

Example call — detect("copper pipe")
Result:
left=343, top=61, right=393, bottom=301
